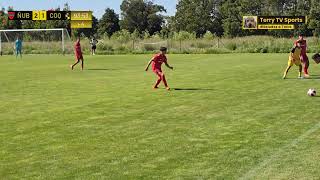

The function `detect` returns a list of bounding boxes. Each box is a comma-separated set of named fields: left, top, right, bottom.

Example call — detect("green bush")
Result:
left=143, top=44, right=158, bottom=51
left=196, top=42, right=212, bottom=49
left=111, top=30, right=132, bottom=44
left=226, top=43, right=237, bottom=51
left=116, top=46, right=130, bottom=53
left=260, top=47, right=268, bottom=53
left=173, top=31, right=196, bottom=41
left=98, top=43, right=114, bottom=51
left=204, top=48, right=231, bottom=54
left=203, top=31, right=214, bottom=40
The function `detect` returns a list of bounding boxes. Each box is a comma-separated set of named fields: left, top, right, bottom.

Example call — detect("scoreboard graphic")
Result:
left=7, top=11, right=92, bottom=28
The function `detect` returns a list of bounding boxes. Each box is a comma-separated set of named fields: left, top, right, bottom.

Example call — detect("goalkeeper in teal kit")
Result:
left=15, top=37, right=22, bottom=59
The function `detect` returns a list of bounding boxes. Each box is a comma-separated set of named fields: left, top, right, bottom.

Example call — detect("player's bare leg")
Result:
left=71, top=59, right=80, bottom=70
left=298, top=65, right=303, bottom=78
left=154, top=74, right=162, bottom=89
left=303, top=60, right=309, bottom=77
left=81, top=59, right=84, bottom=70
left=16, top=50, right=22, bottom=59
left=283, top=65, right=292, bottom=79
left=153, top=80, right=161, bottom=89
left=152, top=70, right=162, bottom=89
left=162, top=74, right=170, bottom=90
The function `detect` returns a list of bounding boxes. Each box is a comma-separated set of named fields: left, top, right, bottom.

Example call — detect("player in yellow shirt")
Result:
left=283, top=41, right=303, bottom=79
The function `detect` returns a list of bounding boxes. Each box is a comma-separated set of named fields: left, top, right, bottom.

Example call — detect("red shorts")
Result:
left=152, top=68, right=162, bottom=75
left=75, top=53, right=83, bottom=60
left=300, top=54, right=308, bottom=63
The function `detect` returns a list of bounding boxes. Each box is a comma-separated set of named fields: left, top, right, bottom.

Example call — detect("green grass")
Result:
left=1, top=53, right=320, bottom=179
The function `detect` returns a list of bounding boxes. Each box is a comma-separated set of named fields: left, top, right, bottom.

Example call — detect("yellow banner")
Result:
left=71, top=20, right=92, bottom=28
left=258, top=24, right=294, bottom=29
left=71, top=11, right=92, bottom=21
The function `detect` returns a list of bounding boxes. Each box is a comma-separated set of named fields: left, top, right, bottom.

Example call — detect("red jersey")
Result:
left=74, top=40, right=82, bottom=53
left=152, top=53, right=167, bottom=70
left=74, top=40, right=83, bottom=59
left=294, top=39, right=307, bottom=55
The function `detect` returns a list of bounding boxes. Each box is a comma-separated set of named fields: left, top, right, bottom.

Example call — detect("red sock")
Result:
left=304, top=66, right=309, bottom=75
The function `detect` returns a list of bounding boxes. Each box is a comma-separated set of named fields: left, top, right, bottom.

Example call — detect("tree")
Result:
left=308, top=0, right=320, bottom=36
left=98, top=8, right=120, bottom=38
left=0, top=8, right=7, bottom=30
left=173, top=0, right=223, bottom=37
left=220, top=0, right=242, bottom=37
left=120, top=0, right=166, bottom=35
left=1, top=6, right=22, bottom=29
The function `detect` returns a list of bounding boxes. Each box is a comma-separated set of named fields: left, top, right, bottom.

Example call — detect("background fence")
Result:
left=1, top=35, right=320, bottom=55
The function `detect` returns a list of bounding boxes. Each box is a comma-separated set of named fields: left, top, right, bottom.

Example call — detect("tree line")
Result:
left=1, top=0, right=320, bottom=39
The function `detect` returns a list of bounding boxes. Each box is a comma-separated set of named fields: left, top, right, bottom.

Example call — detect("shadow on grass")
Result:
left=283, top=77, right=320, bottom=80
left=308, top=95, right=320, bottom=98
left=173, top=88, right=214, bottom=91
left=309, top=75, right=320, bottom=78
left=302, top=76, right=320, bottom=80
left=86, top=68, right=117, bottom=71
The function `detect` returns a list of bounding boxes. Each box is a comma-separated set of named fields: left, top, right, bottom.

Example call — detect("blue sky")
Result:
left=0, top=0, right=178, bottom=19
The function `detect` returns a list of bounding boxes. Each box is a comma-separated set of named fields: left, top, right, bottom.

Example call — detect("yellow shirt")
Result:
left=290, top=47, right=301, bottom=61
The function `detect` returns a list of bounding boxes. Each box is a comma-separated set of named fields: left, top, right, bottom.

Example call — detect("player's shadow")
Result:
left=173, top=88, right=214, bottom=91
left=283, top=76, right=320, bottom=80
left=302, top=76, right=320, bottom=80
left=309, top=75, right=320, bottom=79
left=309, top=77, right=320, bottom=79
left=86, top=68, right=117, bottom=71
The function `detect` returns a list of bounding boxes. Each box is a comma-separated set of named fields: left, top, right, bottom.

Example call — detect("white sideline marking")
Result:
left=239, top=121, right=320, bottom=180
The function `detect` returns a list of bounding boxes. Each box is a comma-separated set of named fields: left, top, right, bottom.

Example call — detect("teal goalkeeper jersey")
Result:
left=15, top=40, right=22, bottom=50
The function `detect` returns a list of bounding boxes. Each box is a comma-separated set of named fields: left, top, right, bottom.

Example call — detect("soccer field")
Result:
left=1, top=54, right=320, bottom=179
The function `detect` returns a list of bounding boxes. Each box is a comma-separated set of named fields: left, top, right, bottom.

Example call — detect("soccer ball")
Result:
left=307, top=88, right=316, bottom=97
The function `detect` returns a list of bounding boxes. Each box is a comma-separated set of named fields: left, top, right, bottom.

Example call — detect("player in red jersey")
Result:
left=145, top=47, right=173, bottom=90
left=70, top=36, right=84, bottom=70
left=294, top=34, right=309, bottom=77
